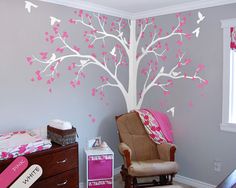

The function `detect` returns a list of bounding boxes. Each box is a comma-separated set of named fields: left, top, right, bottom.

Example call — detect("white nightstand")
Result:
left=85, top=146, right=114, bottom=188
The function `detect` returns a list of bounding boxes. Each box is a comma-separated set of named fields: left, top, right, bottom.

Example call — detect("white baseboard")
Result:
left=114, top=166, right=121, bottom=175
left=174, top=174, right=216, bottom=188
left=79, top=182, right=85, bottom=188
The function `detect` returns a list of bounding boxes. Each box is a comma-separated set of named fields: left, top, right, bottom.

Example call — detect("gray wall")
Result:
left=0, top=0, right=128, bottom=182
left=141, top=4, right=236, bottom=185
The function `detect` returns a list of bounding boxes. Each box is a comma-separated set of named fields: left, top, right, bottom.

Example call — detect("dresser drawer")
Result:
left=30, top=146, right=78, bottom=179
left=32, top=168, right=78, bottom=188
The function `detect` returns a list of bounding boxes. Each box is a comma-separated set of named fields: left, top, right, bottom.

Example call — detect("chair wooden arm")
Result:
left=119, top=143, right=132, bottom=167
left=157, top=143, right=176, bottom=161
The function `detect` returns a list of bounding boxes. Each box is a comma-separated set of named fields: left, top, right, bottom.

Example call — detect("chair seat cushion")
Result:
left=128, top=159, right=179, bottom=177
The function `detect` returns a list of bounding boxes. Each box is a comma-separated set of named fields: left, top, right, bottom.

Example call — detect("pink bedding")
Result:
left=0, top=131, right=52, bottom=160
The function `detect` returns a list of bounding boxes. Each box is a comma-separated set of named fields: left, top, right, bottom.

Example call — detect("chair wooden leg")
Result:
left=120, top=165, right=127, bottom=181
left=160, top=175, right=168, bottom=185
left=133, top=177, right=138, bottom=188
left=120, top=165, right=132, bottom=188
left=125, top=175, right=132, bottom=188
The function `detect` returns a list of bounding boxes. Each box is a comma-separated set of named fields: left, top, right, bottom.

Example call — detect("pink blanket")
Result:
left=0, top=131, right=52, bottom=160
left=136, top=109, right=173, bottom=144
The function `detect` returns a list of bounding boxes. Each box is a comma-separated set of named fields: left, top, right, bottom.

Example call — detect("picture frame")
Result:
left=92, top=137, right=101, bottom=148
left=87, top=137, right=102, bottom=149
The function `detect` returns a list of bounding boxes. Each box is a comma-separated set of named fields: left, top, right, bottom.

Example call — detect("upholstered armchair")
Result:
left=116, top=111, right=179, bottom=188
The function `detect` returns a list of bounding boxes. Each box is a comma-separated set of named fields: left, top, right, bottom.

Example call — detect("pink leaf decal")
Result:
left=69, top=18, right=76, bottom=24
left=185, top=33, right=192, bottom=40
left=37, top=75, right=42, bottom=81
left=188, top=100, right=193, bottom=108
left=50, top=66, right=55, bottom=72
left=197, top=64, right=205, bottom=72
left=35, top=70, right=40, bottom=75
left=91, top=118, right=96, bottom=123
left=40, top=52, right=48, bottom=60
left=203, top=80, right=208, bottom=85
left=163, top=91, right=170, bottom=96
left=47, top=79, right=51, bottom=84
left=185, top=58, right=191, bottom=65
left=56, top=47, right=64, bottom=53
left=160, top=55, right=167, bottom=62
left=177, top=40, right=183, bottom=46
left=70, top=80, right=76, bottom=88
left=50, top=35, right=55, bottom=43
left=26, top=57, right=33, bottom=65
left=73, top=45, right=80, bottom=52
left=177, top=62, right=182, bottom=68
left=62, top=32, right=69, bottom=39
left=88, top=44, right=94, bottom=49
left=91, top=88, right=96, bottom=96
left=68, top=66, right=72, bottom=71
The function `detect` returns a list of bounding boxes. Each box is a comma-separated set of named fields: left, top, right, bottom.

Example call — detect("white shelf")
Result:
left=85, top=146, right=114, bottom=188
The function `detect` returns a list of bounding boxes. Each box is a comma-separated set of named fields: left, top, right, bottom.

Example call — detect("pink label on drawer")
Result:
left=0, top=156, right=29, bottom=188
left=88, top=180, right=112, bottom=188
left=88, top=155, right=113, bottom=161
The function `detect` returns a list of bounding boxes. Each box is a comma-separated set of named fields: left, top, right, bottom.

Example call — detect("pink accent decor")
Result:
left=231, top=27, right=236, bottom=50
left=146, top=109, right=174, bottom=143
left=0, top=156, right=28, bottom=188
left=136, top=109, right=173, bottom=144
left=88, top=155, right=112, bottom=180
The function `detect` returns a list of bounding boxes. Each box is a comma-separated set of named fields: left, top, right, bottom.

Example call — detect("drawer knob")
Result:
left=57, top=180, right=68, bottom=186
left=56, top=159, right=67, bottom=164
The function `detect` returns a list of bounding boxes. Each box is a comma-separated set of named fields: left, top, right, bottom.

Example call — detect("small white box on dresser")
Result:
left=85, top=146, right=114, bottom=188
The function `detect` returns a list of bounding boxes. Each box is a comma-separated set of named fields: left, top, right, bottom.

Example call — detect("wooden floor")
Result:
left=114, top=175, right=193, bottom=188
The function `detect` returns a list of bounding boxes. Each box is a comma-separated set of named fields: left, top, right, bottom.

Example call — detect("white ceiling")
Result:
left=41, top=0, right=236, bottom=19
left=79, top=0, right=200, bottom=13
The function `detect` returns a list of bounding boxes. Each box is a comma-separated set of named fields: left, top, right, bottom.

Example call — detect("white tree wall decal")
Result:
left=27, top=10, right=208, bottom=112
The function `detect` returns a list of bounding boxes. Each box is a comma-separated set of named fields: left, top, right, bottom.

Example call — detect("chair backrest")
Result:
left=116, top=111, right=159, bottom=161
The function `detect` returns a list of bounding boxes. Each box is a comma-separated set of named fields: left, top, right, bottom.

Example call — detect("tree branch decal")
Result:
left=27, top=10, right=208, bottom=112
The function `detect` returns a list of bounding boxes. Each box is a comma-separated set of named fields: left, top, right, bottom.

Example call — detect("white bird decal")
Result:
left=119, top=32, right=123, bottom=38
left=167, top=107, right=175, bottom=117
left=197, top=11, right=205, bottom=24
left=172, top=71, right=181, bottom=77
left=110, top=47, right=116, bottom=57
left=25, top=1, right=38, bottom=13
left=50, top=16, right=61, bottom=26
left=80, top=59, right=89, bottom=65
left=159, top=66, right=165, bottom=73
left=192, top=27, right=200, bottom=38
left=49, top=53, right=56, bottom=62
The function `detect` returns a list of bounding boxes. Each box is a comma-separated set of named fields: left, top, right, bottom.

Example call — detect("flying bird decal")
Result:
left=25, top=1, right=38, bottom=13
left=192, top=27, right=200, bottom=38
left=167, top=107, right=175, bottom=117
left=197, top=11, right=205, bottom=24
left=50, top=16, right=61, bottom=26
